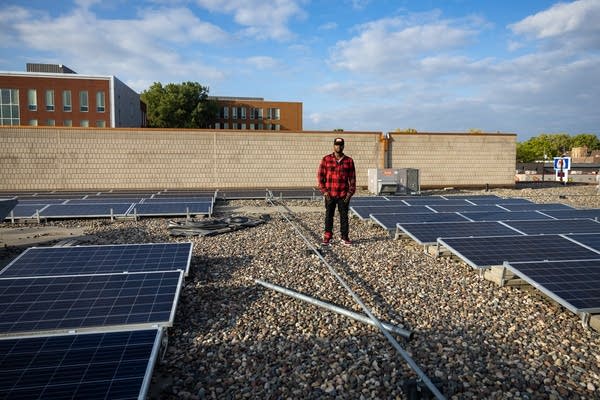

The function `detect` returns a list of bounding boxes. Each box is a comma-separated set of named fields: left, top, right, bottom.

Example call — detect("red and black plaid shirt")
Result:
left=317, top=153, right=356, bottom=198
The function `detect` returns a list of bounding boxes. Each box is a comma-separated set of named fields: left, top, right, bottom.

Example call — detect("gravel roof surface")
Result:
left=1, top=184, right=599, bottom=399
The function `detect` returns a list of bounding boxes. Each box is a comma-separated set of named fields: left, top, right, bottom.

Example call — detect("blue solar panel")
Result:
left=468, top=198, right=532, bottom=205
left=502, top=219, right=600, bottom=235
left=540, top=209, right=600, bottom=220
left=503, top=260, right=600, bottom=313
left=13, top=199, right=67, bottom=204
left=0, top=271, right=183, bottom=335
left=142, top=197, right=214, bottom=203
left=498, top=203, right=574, bottom=211
left=65, top=198, right=146, bottom=204
left=3, top=204, right=49, bottom=219
left=458, top=211, right=552, bottom=221
left=130, top=202, right=212, bottom=216
left=428, top=205, right=505, bottom=213
left=0, top=199, right=18, bottom=220
left=397, top=221, right=522, bottom=245
left=564, top=233, right=600, bottom=252
left=350, top=205, right=432, bottom=220
left=0, top=243, right=193, bottom=278
left=371, top=212, right=469, bottom=231
left=403, top=199, right=473, bottom=206
left=0, top=329, right=161, bottom=400
left=39, top=203, right=133, bottom=218
left=442, top=195, right=501, bottom=200
left=438, top=235, right=600, bottom=268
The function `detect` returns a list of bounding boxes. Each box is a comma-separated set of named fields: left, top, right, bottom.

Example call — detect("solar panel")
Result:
left=0, top=271, right=183, bottom=336
left=442, top=195, right=501, bottom=200
left=458, top=210, right=552, bottom=221
left=438, top=234, right=600, bottom=268
left=498, top=203, right=574, bottom=211
left=468, top=198, right=533, bottom=205
left=3, top=204, right=49, bottom=219
left=0, top=199, right=18, bottom=220
left=403, top=199, right=473, bottom=206
left=130, top=202, right=212, bottom=217
left=398, top=221, right=522, bottom=245
left=216, top=190, right=269, bottom=200
left=156, top=190, right=217, bottom=197
left=564, top=233, right=600, bottom=252
left=39, top=204, right=133, bottom=218
left=65, top=198, right=146, bottom=204
left=503, top=259, right=600, bottom=313
left=350, top=199, right=409, bottom=207
left=502, top=219, right=600, bottom=235
left=371, top=212, right=469, bottom=231
left=0, top=329, right=161, bottom=400
left=428, top=205, right=505, bottom=213
left=350, top=205, right=432, bottom=220
left=15, top=199, right=67, bottom=204
left=540, top=209, right=600, bottom=220
left=0, top=243, right=193, bottom=278
left=141, top=197, right=214, bottom=203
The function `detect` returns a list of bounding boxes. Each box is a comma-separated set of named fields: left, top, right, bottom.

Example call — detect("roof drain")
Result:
left=264, top=194, right=446, bottom=400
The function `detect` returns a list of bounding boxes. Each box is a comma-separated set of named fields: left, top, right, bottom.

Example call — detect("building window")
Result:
left=258, top=122, right=264, bottom=130
left=28, top=89, right=37, bottom=111
left=28, top=119, right=38, bottom=126
left=45, top=90, right=54, bottom=111
left=0, top=88, right=20, bottom=126
left=96, top=91, right=105, bottom=112
left=223, top=122, right=229, bottom=129
left=240, top=107, right=246, bottom=119
left=232, top=107, right=238, bottom=119
left=255, top=108, right=263, bottom=119
left=80, top=91, right=88, bottom=112
left=241, top=123, right=246, bottom=129
left=64, top=120, right=72, bottom=127
left=63, top=90, right=72, bottom=112
left=96, top=120, right=106, bottom=127
left=249, top=123, right=255, bottom=130
left=47, top=119, right=55, bottom=126
left=80, top=120, right=89, bottom=127
left=275, top=124, right=280, bottom=131
left=268, top=108, right=280, bottom=120
left=220, top=107, right=229, bottom=119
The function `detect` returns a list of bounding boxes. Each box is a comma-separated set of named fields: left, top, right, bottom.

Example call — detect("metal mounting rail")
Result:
left=265, top=195, right=445, bottom=400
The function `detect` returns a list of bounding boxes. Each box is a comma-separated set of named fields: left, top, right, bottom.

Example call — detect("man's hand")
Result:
left=344, top=194, right=352, bottom=204
left=324, top=192, right=331, bottom=202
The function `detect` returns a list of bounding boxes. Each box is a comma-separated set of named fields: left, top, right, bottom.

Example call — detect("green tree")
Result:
left=571, top=133, right=600, bottom=150
left=141, top=81, right=217, bottom=128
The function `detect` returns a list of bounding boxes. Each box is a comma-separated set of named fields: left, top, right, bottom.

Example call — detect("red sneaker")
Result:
left=341, top=238, right=352, bottom=246
left=322, top=232, right=332, bottom=246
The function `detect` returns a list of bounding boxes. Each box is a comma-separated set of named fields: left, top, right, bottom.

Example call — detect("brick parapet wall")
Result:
left=0, top=128, right=516, bottom=190
left=390, top=133, right=516, bottom=188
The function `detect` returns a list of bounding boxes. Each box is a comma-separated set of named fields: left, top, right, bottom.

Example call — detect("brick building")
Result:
left=0, top=64, right=146, bottom=128
left=210, top=96, right=302, bottom=131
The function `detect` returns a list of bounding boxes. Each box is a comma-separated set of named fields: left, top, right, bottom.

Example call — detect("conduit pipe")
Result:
left=256, top=279, right=413, bottom=340
left=266, top=197, right=446, bottom=400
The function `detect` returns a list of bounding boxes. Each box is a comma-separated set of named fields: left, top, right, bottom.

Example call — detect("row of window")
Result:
left=27, top=119, right=106, bottom=127
left=218, top=107, right=280, bottom=120
left=214, top=122, right=281, bottom=130
left=27, top=89, right=105, bottom=113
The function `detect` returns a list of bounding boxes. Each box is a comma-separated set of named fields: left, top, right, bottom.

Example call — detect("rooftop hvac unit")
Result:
left=368, top=168, right=420, bottom=195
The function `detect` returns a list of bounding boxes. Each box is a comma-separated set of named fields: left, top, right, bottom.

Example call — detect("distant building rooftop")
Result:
left=208, top=96, right=264, bottom=101
left=26, top=63, right=77, bottom=74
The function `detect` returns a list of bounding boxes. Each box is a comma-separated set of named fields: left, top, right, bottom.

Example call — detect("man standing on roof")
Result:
left=318, top=137, right=356, bottom=246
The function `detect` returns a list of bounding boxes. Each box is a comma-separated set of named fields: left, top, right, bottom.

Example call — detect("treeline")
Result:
left=517, top=133, right=599, bottom=162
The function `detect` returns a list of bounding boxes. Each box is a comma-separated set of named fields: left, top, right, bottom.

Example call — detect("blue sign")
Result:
left=553, top=157, right=571, bottom=171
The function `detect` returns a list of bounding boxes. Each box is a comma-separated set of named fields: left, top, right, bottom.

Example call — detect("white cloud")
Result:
left=509, top=0, right=600, bottom=50
left=0, top=5, right=226, bottom=91
left=318, top=22, right=337, bottom=31
left=194, top=0, right=305, bottom=40
left=245, top=56, right=279, bottom=69
left=328, top=15, right=480, bottom=74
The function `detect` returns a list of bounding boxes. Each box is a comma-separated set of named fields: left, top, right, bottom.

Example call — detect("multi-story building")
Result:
left=210, top=96, right=302, bottom=131
left=0, top=64, right=146, bottom=128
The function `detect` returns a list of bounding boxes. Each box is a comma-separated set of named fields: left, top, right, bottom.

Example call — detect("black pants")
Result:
left=324, top=197, right=350, bottom=238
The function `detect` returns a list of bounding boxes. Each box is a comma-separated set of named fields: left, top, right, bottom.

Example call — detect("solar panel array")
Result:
left=3, top=190, right=217, bottom=220
left=0, top=241, right=194, bottom=399
left=357, top=194, right=600, bottom=320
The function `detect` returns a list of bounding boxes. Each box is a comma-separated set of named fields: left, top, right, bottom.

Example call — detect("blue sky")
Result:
left=1, top=0, right=599, bottom=141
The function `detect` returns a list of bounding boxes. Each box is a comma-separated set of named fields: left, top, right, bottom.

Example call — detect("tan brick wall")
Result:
left=0, top=127, right=382, bottom=190
left=390, top=132, right=516, bottom=188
